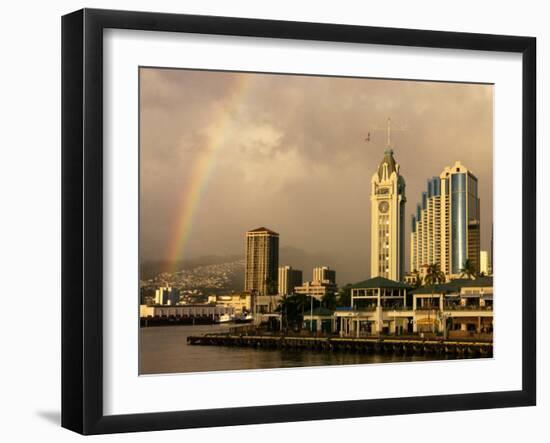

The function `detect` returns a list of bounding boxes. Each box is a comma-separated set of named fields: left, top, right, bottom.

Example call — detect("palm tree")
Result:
left=294, top=293, right=308, bottom=318
left=337, top=284, right=352, bottom=307
left=276, top=293, right=315, bottom=331
left=277, top=293, right=290, bottom=332
left=277, top=293, right=299, bottom=331
left=424, top=263, right=446, bottom=334
left=459, top=259, right=477, bottom=280
left=321, top=291, right=338, bottom=310
left=411, top=270, right=422, bottom=289
left=424, top=263, right=446, bottom=287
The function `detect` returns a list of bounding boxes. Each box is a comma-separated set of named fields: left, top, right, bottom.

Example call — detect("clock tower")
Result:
left=370, top=148, right=406, bottom=281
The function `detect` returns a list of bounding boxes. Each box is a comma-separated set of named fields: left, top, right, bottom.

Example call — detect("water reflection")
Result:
left=139, top=324, right=462, bottom=375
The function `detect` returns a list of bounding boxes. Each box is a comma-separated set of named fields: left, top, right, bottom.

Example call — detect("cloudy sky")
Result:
left=140, top=67, right=493, bottom=284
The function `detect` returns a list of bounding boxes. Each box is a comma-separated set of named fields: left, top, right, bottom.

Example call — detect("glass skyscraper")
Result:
left=411, top=161, right=480, bottom=278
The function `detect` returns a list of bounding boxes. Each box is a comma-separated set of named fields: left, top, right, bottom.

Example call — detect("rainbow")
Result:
left=166, top=74, right=250, bottom=270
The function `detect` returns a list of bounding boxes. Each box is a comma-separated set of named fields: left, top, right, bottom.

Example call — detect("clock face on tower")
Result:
left=378, top=200, right=389, bottom=214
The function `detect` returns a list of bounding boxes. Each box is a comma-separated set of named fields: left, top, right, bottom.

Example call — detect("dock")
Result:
left=187, top=334, right=493, bottom=357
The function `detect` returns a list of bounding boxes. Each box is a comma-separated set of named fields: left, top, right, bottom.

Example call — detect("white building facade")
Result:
left=370, top=149, right=406, bottom=281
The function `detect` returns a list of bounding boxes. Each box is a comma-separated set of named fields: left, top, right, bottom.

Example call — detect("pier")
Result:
left=187, top=333, right=493, bottom=358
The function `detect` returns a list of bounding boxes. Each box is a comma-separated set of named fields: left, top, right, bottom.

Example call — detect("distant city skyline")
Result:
left=140, top=68, right=493, bottom=285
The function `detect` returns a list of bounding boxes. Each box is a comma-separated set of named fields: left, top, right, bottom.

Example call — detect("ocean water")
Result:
left=139, top=325, right=469, bottom=375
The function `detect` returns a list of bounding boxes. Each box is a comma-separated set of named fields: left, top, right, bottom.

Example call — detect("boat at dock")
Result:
left=216, top=313, right=234, bottom=324
left=234, top=313, right=254, bottom=324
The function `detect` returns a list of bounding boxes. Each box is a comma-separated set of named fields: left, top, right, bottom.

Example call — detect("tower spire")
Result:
left=371, top=134, right=406, bottom=282
left=365, top=117, right=405, bottom=150
left=386, top=117, right=391, bottom=148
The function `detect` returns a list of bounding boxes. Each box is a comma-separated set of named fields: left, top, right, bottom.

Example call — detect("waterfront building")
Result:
left=348, top=276, right=411, bottom=334
left=294, top=280, right=338, bottom=301
left=350, top=276, right=410, bottom=309
left=207, top=293, right=252, bottom=314
left=302, top=307, right=335, bottom=334
left=302, top=276, right=493, bottom=338
left=411, top=276, right=493, bottom=336
left=312, top=266, right=336, bottom=284
left=140, top=303, right=234, bottom=319
left=370, top=149, right=406, bottom=281
left=154, top=286, right=180, bottom=305
left=411, top=162, right=480, bottom=279
left=278, top=266, right=303, bottom=295
left=244, top=227, right=279, bottom=296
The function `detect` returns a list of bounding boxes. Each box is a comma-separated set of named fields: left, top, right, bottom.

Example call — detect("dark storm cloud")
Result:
left=140, top=68, right=493, bottom=284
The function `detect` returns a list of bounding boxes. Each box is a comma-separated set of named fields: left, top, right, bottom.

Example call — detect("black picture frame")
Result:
left=61, top=8, right=536, bottom=435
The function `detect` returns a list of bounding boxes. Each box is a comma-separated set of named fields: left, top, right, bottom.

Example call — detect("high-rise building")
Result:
left=410, top=177, right=441, bottom=273
left=312, top=266, right=336, bottom=284
left=370, top=149, right=406, bottom=281
left=480, top=250, right=491, bottom=276
left=244, top=227, right=279, bottom=296
left=154, top=286, right=180, bottom=305
left=442, top=162, right=481, bottom=277
left=278, top=266, right=303, bottom=295
left=411, top=161, right=480, bottom=279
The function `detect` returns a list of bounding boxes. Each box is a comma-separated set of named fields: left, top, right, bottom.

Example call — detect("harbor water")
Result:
left=139, top=324, right=469, bottom=374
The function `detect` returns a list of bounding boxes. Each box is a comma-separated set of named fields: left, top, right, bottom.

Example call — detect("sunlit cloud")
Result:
left=140, top=68, right=493, bottom=284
